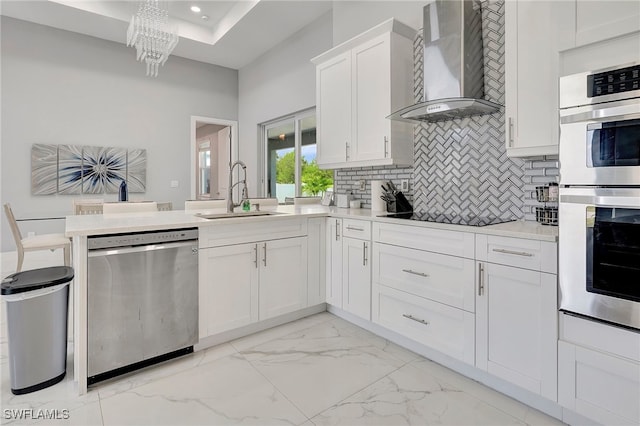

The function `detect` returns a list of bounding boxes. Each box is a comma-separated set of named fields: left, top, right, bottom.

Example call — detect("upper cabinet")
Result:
left=558, top=0, right=640, bottom=50
left=312, top=19, right=415, bottom=169
left=504, top=1, right=561, bottom=158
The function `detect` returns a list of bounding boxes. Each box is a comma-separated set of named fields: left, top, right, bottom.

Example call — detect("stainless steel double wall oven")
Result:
left=559, top=62, right=640, bottom=330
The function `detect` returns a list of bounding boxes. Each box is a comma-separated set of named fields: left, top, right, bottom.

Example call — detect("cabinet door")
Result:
left=342, top=236, right=371, bottom=320
left=558, top=341, right=640, bottom=425
left=307, top=218, right=326, bottom=306
left=351, top=34, right=390, bottom=162
left=259, top=237, right=308, bottom=320
left=504, top=1, right=559, bottom=157
left=316, top=52, right=351, bottom=166
left=574, top=0, right=640, bottom=47
left=325, top=218, right=343, bottom=307
left=476, top=263, right=557, bottom=400
left=199, top=244, right=258, bottom=337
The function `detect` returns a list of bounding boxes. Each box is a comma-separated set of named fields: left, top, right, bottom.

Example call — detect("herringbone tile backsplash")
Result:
left=334, top=0, right=558, bottom=218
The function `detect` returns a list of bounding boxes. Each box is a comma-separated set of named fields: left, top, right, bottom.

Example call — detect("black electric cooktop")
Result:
left=383, top=211, right=517, bottom=227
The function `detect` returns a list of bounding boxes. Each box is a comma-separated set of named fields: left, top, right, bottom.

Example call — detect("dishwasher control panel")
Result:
left=88, top=228, right=199, bottom=250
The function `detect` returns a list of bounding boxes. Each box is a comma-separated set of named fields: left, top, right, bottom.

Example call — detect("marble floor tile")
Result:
left=240, top=320, right=406, bottom=418
left=96, top=342, right=238, bottom=400
left=311, top=362, right=527, bottom=426
left=99, top=353, right=307, bottom=426
left=1, top=400, right=104, bottom=426
left=229, top=312, right=334, bottom=352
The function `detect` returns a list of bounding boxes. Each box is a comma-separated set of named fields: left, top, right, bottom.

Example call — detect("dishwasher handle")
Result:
left=88, top=240, right=198, bottom=257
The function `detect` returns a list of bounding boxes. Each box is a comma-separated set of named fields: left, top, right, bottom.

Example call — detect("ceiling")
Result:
left=0, top=0, right=333, bottom=69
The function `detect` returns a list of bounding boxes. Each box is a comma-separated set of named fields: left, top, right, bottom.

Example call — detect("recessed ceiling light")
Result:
left=201, top=15, right=209, bottom=20
left=190, top=5, right=201, bottom=13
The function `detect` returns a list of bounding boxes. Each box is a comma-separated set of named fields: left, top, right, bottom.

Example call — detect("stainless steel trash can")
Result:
left=1, top=266, right=74, bottom=395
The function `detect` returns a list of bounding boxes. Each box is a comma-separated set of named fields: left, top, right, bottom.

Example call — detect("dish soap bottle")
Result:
left=242, top=199, right=251, bottom=211
left=118, top=179, right=128, bottom=202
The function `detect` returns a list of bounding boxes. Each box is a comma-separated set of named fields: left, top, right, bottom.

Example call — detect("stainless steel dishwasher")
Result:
left=87, top=228, right=198, bottom=385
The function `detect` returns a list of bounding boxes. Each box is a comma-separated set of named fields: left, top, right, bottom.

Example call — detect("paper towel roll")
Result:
left=370, top=180, right=386, bottom=212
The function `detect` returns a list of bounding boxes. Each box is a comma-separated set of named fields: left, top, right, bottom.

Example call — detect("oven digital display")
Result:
left=587, top=64, right=640, bottom=97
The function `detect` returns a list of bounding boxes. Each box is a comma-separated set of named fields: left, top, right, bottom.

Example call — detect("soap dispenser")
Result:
left=118, top=179, right=128, bottom=202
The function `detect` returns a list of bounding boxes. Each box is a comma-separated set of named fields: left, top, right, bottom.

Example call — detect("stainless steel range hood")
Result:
left=388, top=0, right=501, bottom=123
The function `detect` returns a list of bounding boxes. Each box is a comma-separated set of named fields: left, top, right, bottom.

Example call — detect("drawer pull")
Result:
left=346, top=226, right=364, bottom=232
left=492, top=248, right=534, bottom=257
left=478, top=262, right=484, bottom=296
left=402, top=269, right=429, bottom=277
left=402, top=314, right=429, bottom=326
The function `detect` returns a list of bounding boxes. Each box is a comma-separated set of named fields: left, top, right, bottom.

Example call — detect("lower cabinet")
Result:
left=558, top=313, right=640, bottom=426
left=325, top=218, right=343, bottom=306
left=476, top=262, right=558, bottom=401
left=199, top=236, right=307, bottom=337
left=342, top=236, right=371, bottom=320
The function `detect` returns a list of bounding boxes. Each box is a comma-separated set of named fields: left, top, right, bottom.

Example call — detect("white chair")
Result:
left=74, top=202, right=103, bottom=215
left=156, top=202, right=173, bottom=211
left=102, top=201, right=158, bottom=214
left=3, top=203, right=71, bottom=272
left=294, top=196, right=321, bottom=205
left=184, top=199, right=227, bottom=211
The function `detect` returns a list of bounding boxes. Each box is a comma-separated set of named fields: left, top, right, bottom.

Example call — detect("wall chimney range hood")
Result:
left=388, top=0, right=501, bottom=123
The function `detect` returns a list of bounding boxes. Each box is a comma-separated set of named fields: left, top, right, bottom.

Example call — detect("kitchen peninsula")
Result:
left=66, top=206, right=557, bottom=397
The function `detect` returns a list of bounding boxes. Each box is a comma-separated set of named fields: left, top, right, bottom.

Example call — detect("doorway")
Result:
left=190, top=116, right=238, bottom=201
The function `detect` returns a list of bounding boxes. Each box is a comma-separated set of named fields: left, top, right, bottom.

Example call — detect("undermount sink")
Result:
left=195, top=211, right=281, bottom=220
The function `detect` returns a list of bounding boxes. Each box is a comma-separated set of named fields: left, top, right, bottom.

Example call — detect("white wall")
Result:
left=332, top=1, right=424, bottom=45
left=237, top=11, right=333, bottom=196
left=1, top=16, right=238, bottom=251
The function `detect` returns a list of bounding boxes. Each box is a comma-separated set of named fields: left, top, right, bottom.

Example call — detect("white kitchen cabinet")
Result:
left=306, top=218, right=326, bottom=306
left=199, top=243, right=258, bottom=337
left=342, top=236, right=371, bottom=320
left=557, top=0, right=640, bottom=50
left=558, top=313, right=640, bottom=426
left=199, top=232, right=308, bottom=337
left=312, top=19, right=414, bottom=169
left=504, top=1, right=560, bottom=157
left=476, top=263, right=557, bottom=400
left=325, top=218, right=343, bottom=307
left=259, top=237, right=308, bottom=320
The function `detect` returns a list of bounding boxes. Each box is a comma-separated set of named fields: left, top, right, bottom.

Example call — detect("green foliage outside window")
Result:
left=275, top=150, right=333, bottom=195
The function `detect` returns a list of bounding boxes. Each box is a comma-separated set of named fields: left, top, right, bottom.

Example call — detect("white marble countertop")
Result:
left=65, top=205, right=558, bottom=242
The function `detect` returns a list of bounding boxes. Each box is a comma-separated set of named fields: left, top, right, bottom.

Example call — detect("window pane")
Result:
left=266, top=121, right=295, bottom=203
left=300, top=115, right=333, bottom=196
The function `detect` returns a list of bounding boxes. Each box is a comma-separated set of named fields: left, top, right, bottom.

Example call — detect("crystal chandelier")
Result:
left=126, top=0, right=179, bottom=77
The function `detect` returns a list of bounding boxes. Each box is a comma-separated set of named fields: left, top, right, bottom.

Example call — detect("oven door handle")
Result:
left=560, top=101, right=640, bottom=125
left=88, top=240, right=197, bottom=257
left=560, top=194, right=640, bottom=208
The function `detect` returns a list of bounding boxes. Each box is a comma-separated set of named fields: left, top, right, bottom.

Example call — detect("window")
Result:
left=263, top=109, right=333, bottom=203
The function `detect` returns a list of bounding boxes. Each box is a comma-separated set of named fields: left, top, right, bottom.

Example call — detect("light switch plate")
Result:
left=401, top=179, right=409, bottom=191
left=170, top=180, right=179, bottom=188
left=359, top=179, right=366, bottom=191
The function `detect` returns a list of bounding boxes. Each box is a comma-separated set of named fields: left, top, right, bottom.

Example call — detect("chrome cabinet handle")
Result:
left=384, top=136, right=389, bottom=158
left=362, top=242, right=368, bottom=266
left=346, top=226, right=364, bottom=232
left=478, top=262, right=484, bottom=296
left=263, top=242, right=267, bottom=267
left=508, top=117, right=514, bottom=147
left=402, top=269, right=428, bottom=277
left=253, top=244, right=258, bottom=268
left=402, top=314, right=429, bottom=326
left=345, top=142, right=349, bottom=160
left=492, top=248, right=534, bottom=257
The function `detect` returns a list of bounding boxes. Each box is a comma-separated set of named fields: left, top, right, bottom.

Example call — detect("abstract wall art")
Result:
left=31, top=144, right=147, bottom=195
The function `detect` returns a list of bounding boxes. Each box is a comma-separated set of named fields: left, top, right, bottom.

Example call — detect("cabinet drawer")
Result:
left=373, top=243, right=475, bottom=312
left=373, top=222, right=474, bottom=258
left=476, top=234, right=557, bottom=273
left=559, top=341, right=640, bottom=425
left=199, top=217, right=307, bottom=248
left=342, top=219, right=371, bottom=240
left=373, top=285, right=475, bottom=365
left=560, top=314, right=640, bottom=362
